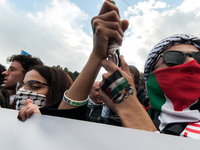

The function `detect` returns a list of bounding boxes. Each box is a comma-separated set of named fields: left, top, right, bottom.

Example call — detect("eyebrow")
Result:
left=9, top=66, right=17, bottom=69
left=9, top=66, right=26, bottom=73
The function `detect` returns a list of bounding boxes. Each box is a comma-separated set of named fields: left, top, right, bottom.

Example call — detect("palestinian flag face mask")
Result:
left=147, top=60, right=200, bottom=130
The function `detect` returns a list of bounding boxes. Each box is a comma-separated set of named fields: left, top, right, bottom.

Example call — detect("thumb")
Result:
left=120, top=55, right=131, bottom=75
left=122, top=19, right=129, bottom=32
left=101, top=59, right=118, bottom=73
left=24, top=99, right=33, bottom=106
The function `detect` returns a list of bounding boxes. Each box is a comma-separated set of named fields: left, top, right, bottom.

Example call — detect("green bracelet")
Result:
left=63, top=90, right=88, bottom=106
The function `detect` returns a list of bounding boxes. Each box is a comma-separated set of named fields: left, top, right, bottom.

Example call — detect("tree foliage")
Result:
left=52, top=65, right=80, bottom=81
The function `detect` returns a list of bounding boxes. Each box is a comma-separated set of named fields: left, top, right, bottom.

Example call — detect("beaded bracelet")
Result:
left=63, top=90, right=88, bottom=106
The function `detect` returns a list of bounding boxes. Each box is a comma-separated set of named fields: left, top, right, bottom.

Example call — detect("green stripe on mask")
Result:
left=147, top=72, right=166, bottom=111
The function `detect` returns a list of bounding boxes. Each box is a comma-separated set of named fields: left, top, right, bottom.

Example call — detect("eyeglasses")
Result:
left=6, top=67, right=26, bottom=73
left=16, top=80, right=49, bottom=91
left=156, top=50, right=200, bottom=67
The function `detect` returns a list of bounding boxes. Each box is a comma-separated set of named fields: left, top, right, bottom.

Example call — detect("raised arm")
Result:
left=17, top=1, right=129, bottom=121
left=58, top=1, right=129, bottom=109
left=99, top=56, right=157, bottom=132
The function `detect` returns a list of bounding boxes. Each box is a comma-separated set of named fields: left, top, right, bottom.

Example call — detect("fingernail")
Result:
left=121, top=55, right=124, bottom=59
left=17, top=115, right=21, bottom=121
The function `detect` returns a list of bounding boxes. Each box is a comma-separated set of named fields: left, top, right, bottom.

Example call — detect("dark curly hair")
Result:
left=28, top=65, right=73, bottom=106
left=0, top=64, right=6, bottom=85
left=7, top=55, right=43, bottom=73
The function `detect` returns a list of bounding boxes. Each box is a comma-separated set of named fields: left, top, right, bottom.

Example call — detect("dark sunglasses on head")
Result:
left=16, top=80, right=49, bottom=91
left=156, top=50, right=200, bottom=67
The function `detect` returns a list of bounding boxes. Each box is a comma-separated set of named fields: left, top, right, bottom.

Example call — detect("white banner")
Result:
left=0, top=108, right=200, bottom=150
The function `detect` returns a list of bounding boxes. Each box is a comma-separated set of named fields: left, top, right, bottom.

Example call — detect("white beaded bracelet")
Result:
left=63, top=90, right=89, bottom=106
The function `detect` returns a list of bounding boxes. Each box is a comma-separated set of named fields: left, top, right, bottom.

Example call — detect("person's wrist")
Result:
left=63, top=90, right=88, bottom=106
left=116, top=96, right=140, bottom=120
left=91, top=50, right=107, bottom=61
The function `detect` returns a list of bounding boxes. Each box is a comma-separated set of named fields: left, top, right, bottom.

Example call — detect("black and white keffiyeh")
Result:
left=15, top=88, right=46, bottom=110
left=143, top=34, right=200, bottom=82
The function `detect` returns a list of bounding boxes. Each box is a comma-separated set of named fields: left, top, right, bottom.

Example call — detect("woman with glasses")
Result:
left=16, top=65, right=73, bottom=111
left=17, top=1, right=129, bottom=122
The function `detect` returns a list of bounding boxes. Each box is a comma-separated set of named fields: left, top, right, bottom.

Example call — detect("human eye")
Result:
left=28, top=82, right=41, bottom=90
left=95, top=89, right=100, bottom=92
left=9, top=67, right=16, bottom=72
left=30, top=85, right=40, bottom=90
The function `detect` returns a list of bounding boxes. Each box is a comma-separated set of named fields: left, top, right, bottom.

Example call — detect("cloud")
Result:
left=122, top=0, right=200, bottom=72
left=124, top=0, right=168, bottom=17
left=177, top=0, right=200, bottom=13
left=0, top=0, right=92, bottom=73
left=1, top=0, right=200, bottom=81
left=153, top=1, right=168, bottom=9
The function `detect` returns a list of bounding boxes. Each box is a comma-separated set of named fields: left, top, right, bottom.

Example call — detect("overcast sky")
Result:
left=0, top=0, right=200, bottom=81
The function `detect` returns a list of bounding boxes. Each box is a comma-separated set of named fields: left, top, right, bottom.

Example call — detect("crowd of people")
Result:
left=1, top=0, right=200, bottom=140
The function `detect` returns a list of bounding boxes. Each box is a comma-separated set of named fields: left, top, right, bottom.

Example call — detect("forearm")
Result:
left=58, top=1, right=126, bottom=110
left=58, top=52, right=102, bottom=109
left=118, top=97, right=157, bottom=132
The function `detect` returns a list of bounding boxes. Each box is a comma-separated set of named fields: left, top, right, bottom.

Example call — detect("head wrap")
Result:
left=143, top=34, right=200, bottom=82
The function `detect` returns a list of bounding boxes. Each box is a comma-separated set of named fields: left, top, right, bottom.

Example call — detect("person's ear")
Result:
left=131, top=73, right=134, bottom=81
